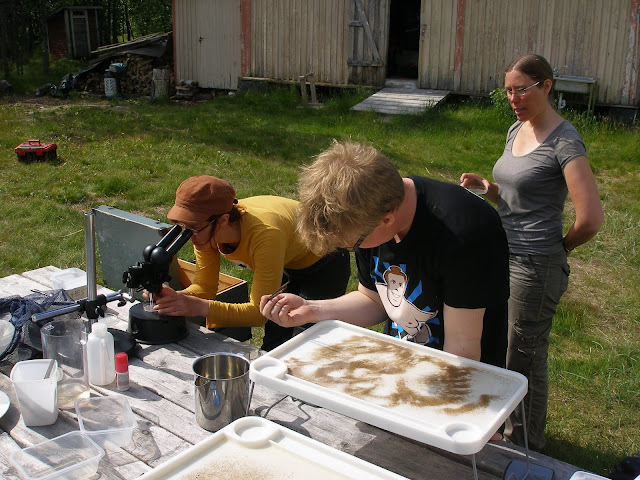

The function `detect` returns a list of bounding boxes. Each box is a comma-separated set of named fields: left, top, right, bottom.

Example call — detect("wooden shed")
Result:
left=172, top=0, right=640, bottom=108
left=47, top=6, right=102, bottom=59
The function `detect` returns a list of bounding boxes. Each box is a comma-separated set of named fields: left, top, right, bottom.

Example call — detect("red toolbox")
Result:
left=14, top=139, right=57, bottom=162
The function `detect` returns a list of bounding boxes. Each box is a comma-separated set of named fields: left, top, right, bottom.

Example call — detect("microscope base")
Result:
left=127, top=302, right=188, bottom=344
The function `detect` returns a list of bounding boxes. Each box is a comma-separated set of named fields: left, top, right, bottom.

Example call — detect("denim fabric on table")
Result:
left=503, top=248, right=569, bottom=451
left=0, top=289, right=76, bottom=363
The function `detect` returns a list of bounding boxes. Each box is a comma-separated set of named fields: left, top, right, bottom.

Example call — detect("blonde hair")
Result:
left=297, top=140, right=404, bottom=256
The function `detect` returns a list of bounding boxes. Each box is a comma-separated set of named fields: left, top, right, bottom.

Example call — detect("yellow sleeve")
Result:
left=180, top=245, right=221, bottom=299
left=205, top=228, right=286, bottom=329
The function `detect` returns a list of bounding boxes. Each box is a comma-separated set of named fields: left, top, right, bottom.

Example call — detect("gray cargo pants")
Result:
left=503, top=248, right=569, bottom=451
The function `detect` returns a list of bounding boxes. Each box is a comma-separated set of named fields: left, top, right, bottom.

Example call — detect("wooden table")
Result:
left=0, top=267, right=585, bottom=480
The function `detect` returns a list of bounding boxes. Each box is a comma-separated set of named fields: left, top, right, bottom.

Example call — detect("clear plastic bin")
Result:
left=75, top=395, right=136, bottom=449
left=10, top=431, right=103, bottom=480
left=50, top=268, right=86, bottom=300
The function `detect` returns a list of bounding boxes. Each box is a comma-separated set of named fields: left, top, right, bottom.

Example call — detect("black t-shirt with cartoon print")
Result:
left=357, top=176, right=509, bottom=367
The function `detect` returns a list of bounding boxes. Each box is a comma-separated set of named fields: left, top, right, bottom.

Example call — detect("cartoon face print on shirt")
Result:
left=384, top=265, right=406, bottom=306
left=375, top=262, right=439, bottom=345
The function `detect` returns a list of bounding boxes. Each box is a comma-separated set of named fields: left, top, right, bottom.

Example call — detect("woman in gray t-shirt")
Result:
left=460, top=54, right=603, bottom=451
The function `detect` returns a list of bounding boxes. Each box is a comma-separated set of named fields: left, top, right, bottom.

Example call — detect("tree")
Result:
left=0, top=1, right=9, bottom=79
left=0, top=0, right=172, bottom=79
left=40, top=0, right=49, bottom=73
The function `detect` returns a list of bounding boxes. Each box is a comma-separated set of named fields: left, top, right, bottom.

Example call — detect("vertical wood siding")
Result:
left=173, top=0, right=637, bottom=105
left=420, top=0, right=639, bottom=106
left=174, top=0, right=242, bottom=89
left=249, top=0, right=388, bottom=85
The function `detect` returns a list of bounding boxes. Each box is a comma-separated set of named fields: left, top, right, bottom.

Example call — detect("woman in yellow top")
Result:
left=152, top=175, right=350, bottom=350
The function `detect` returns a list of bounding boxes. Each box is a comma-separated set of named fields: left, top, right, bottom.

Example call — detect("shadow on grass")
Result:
left=543, top=435, right=618, bottom=476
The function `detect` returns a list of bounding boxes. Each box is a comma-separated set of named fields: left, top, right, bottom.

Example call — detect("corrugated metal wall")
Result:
left=174, top=0, right=242, bottom=89
left=249, top=0, right=388, bottom=85
left=420, top=0, right=640, bottom=106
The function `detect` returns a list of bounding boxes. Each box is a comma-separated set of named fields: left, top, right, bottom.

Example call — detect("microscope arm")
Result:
left=123, top=225, right=193, bottom=295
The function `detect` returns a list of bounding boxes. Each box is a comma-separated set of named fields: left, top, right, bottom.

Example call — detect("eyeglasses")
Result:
left=347, top=232, right=368, bottom=253
left=504, top=81, right=540, bottom=98
left=178, top=217, right=217, bottom=236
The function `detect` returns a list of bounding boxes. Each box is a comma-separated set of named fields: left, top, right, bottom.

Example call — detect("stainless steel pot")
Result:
left=193, top=353, right=249, bottom=431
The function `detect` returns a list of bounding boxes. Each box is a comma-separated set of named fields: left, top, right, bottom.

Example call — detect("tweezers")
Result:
left=267, top=281, right=290, bottom=301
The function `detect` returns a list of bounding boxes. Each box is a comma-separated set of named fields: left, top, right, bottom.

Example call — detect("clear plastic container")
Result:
left=50, top=268, right=87, bottom=300
left=40, top=318, right=90, bottom=409
left=10, top=431, right=103, bottom=480
left=75, top=395, right=136, bottom=449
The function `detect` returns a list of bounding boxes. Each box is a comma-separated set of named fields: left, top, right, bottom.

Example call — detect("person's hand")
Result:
left=259, top=293, right=315, bottom=327
left=460, top=173, right=490, bottom=194
left=153, top=284, right=209, bottom=317
left=142, top=284, right=173, bottom=301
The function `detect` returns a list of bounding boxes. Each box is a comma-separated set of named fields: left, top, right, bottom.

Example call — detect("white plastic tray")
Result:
left=249, top=320, right=528, bottom=455
left=137, top=416, right=408, bottom=479
left=569, top=472, right=609, bottom=480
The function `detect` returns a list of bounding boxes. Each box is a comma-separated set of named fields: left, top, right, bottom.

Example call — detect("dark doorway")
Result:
left=387, top=0, right=421, bottom=79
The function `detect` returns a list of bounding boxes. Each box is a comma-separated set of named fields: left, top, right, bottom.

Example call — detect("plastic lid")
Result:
left=91, top=322, right=108, bottom=336
left=115, top=352, right=128, bottom=373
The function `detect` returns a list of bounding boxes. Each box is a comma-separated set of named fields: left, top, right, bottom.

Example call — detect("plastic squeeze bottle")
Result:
left=86, top=322, right=116, bottom=385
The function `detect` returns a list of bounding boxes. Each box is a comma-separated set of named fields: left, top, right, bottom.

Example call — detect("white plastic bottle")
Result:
left=86, top=322, right=116, bottom=386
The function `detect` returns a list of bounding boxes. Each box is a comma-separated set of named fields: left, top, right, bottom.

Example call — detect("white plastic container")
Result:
left=50, top=268, right=87, bottom=300
left=10, top=359, right=58, bottom=426
left=137, top=416, right=408, bottom=479
left=569, top=472, right=610, bottom=480
left=10, top=431, right=103, bottom=480
left=75, top=395, right=136, bottom=449
left=86, top=322, right=116, bottom=386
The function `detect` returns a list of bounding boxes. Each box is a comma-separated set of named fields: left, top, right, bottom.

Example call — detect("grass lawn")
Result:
left=0, top=80, right=638, bottom=476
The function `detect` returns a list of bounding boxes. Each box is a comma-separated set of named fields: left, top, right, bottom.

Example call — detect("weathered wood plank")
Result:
left=0, top=374, right=153, bottom=479
left=0, top=268, right=588, bottom=480
left=0, top=432, right=23, bottom=480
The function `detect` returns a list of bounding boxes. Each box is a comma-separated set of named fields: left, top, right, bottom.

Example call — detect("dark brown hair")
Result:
left=506, top=54, right=554, bottom=85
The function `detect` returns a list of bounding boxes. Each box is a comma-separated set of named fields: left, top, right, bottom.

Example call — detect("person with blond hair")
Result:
left=461, top=54, right=603, bottom=450
left=150, top=175, right=350, bottom=351
left=261, top=140, right=510, bottom=370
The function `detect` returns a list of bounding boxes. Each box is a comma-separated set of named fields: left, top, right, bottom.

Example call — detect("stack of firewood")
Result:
left=175, top=80, right=199, bottom=100
left=76, top=54, right=176, bottom=97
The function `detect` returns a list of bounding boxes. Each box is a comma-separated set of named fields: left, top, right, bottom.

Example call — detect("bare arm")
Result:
left=260, top=283, right=387, bottom=328
left=562, top=156, right=604, bottom=252
left=460, top=173, right=499, bottom=204
left=442, top=304, right=485, bottom=361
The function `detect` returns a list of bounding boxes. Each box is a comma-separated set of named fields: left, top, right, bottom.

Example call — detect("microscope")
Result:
left=30, top=213, right=195, bottom=355
left=123, top=224, right=194, bottom=344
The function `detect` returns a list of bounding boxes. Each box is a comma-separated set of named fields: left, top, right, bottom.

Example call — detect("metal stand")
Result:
left=31, top=211, right=137, bottom=353
left=502, top=401, right=555, bottom=480
left=246, top=380, right=255, bottom=416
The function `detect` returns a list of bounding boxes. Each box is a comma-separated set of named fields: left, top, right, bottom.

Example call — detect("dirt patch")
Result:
left=0, top=93, right=106, bottom=109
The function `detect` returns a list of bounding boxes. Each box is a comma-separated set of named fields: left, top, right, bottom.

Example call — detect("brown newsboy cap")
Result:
left=167, top=175, right=237, bottom=225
